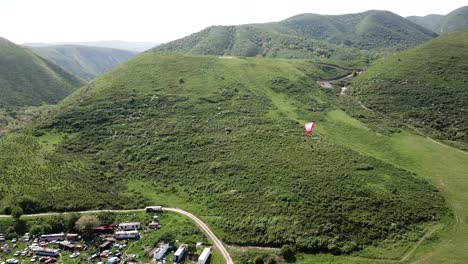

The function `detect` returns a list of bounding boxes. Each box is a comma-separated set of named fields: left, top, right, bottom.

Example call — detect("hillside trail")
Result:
left=317, top=72, right=355, bottom=88
left=318, top=66, right=468, bottom=156
left=0, top=208, right=233, bottom=264
left=411, top=127, right=468, bottom=156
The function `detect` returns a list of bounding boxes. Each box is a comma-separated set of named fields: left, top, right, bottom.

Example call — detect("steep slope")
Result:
left=352, top=30, right=468, bottom=145
left=24, top=40, right=158, bottom=52
left=0, top=53, right=447, bottom=254
left=153, top=10, right=437, bottom=58
left=439, top=6, right=468, bottom=34
left=408, top=6, right=468, bottom=34
left=30, top=45, right=137, bottom=80
left=0, top=37, right=85, bottom=107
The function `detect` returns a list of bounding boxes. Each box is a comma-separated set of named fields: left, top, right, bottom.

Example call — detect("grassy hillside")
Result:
left=408, top=6, right=468, bottom=34
left=0, top=53, right=448, bottom=255
left=0, top=37, right=85, bottom=107
left=279, top=10, right=437, bottom=49
left=352, top=30, right=468, bottom=147
left=153, top=10, right=436, bottom=60
left=152, top=25, right=375, bottom=62
left=439, top=6, right=468, bottom=34
left=29, top=45, right=136, bottom=80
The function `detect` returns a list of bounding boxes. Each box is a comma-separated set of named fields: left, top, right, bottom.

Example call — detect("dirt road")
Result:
left=163, top=208, right=234, bottom=264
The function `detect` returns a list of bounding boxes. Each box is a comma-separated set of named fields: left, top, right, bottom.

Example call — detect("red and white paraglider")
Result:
left=305, top=122, right=315, bottom=135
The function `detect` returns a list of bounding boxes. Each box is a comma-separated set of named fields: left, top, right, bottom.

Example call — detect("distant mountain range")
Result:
left=23, top=40, right=159, bottom=52
left=407, top=6, right=468, bottom=34
left=0, top=37, right=84, bottom=107
left=152, top=10, right=437, bottom=59
left=29, top=45, right=137, bottom=80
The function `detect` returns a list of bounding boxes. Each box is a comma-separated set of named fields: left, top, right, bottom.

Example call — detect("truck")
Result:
left=173, top=245, right=186, bottom=263
left=145, top=206, right=163, bottom=213
left=198, top=247, right=211, bottom=264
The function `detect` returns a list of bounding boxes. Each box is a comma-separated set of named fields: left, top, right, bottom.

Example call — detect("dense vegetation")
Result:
left=0, top=37, right=85, bottom=107
left=152, top=25, right=377, bottom=62
left=408, top=5, right=468, bottom=34
left=153, top=10, right=437, bottom=60
left=0, top=106, right=52, bottom=135
left=30, top=45, right=136, bottom=80
left=0, top=53, right=448, bottom=254
left=279, top=11, right=436, bottom=49
left=352, top=30, right=468, bottom=147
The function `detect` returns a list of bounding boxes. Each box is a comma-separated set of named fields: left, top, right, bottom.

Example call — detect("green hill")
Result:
left=0, top=37, right=85, bottom=107
left=0, top=53, right=447, bottom=255
left=153, top=10, right=437, bottom=59
left=279, top=11, right=437, bottom=49
left=408, top=6, right=468, bottom=34
left=352, top=30, right=468, bottom=146
left=151, top=25, right=373, bottom=61
left=29, top=45, right=137, bottom=80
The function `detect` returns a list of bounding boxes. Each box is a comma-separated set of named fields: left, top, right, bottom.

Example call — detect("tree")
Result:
left=11, top=206, right=23, bottom=219
left=254, top=256, right=264, bottom=264
left=29, top=225, right=44, bottom=236
left=17, top=195, right=40, bottom=214
left=97, top=212, right=115, bottom=225
left=14, top=219, right=28, bottom=235
left=67, top=213, right=80, bottom=232
left=75, top=216, right=100, bottom=239
left=186, top=243, right=197, bottom=260
left=159, top=232, right=175, bottom=244
left=5, top=226, right=16, bottom=239
left=47, top=215, right=65, bottom=233
left=280, top=244, right=296, bottom=262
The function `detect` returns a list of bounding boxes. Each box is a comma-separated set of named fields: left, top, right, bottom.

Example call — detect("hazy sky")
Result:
left=0, top=0, right=467, bottom=44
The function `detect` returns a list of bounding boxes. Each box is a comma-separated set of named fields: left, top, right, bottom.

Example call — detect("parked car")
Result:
left=11, top=238, right=16, bottom=243
left=13, top=251, right=21, bottom=256
left=44, top=257, right=56, bottom=263
left=31, top=256, right=38, bottom=262
left=70, top=252, right=80, bottom=258
left=6, top=259, right=18, bottom=264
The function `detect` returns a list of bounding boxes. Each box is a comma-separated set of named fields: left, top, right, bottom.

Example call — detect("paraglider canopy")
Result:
left=305, top=122, right=315, bottom=135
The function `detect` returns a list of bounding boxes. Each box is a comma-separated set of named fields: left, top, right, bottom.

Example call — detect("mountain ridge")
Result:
left=29, top=44, right=137, bottom=80
left=407, top=6, right=468, bottom=34
left=23, top=40, right=159, bottom=52
left=153, top=10, right=437, bottom=59
left=0, top=37, right=85, bottom=107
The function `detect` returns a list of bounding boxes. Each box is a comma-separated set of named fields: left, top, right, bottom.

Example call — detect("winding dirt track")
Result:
left=163, top=208, right=234, bottom=264
left=0, top=208, right=233, bottom=264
